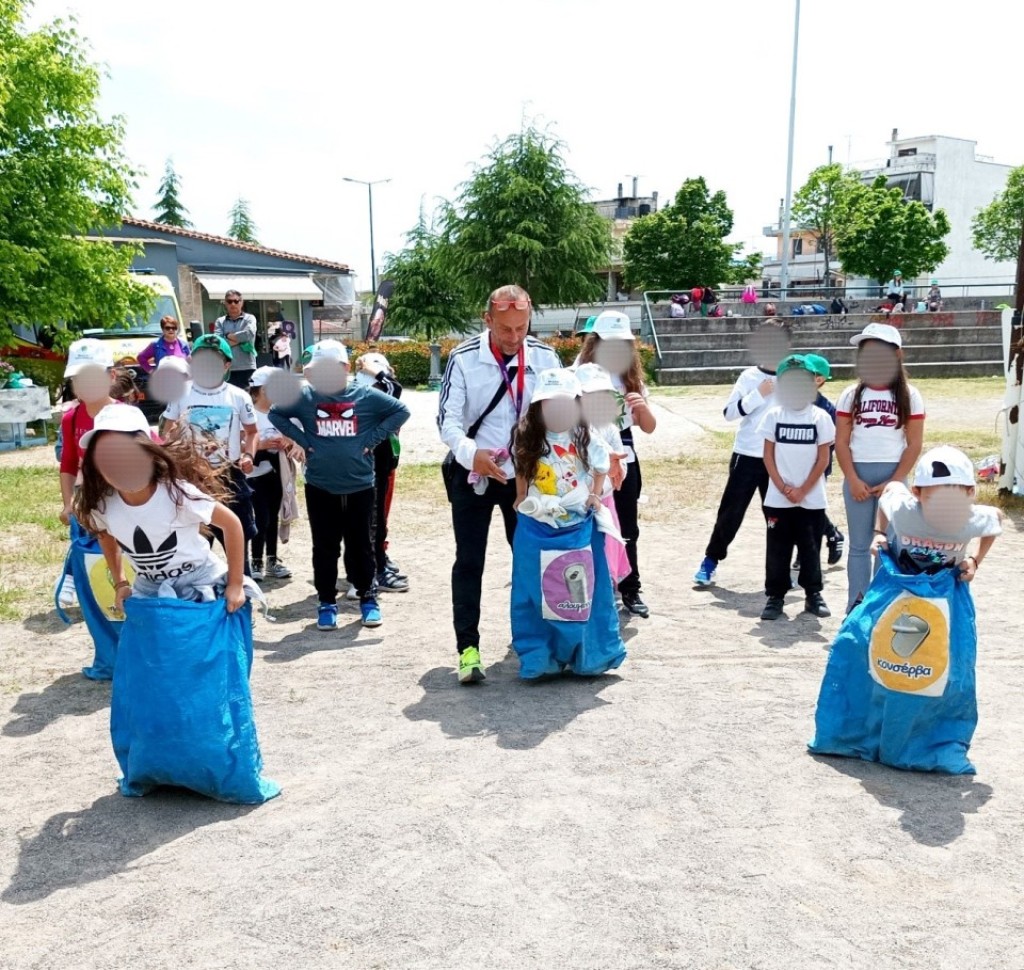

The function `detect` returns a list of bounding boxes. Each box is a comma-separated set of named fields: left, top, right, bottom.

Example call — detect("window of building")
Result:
left=791, top=238, right=803, bottom=257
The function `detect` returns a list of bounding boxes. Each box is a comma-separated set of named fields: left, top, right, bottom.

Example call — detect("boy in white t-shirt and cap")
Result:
left=162, top=334, right=260, bottom=574
left=873, top=445, right=1002, bottom=578
left=757, top=354, right=837, bottom=620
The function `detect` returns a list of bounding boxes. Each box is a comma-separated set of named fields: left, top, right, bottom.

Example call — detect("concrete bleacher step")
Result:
left=657, top=326, right=1002, bottom=352
left=656, top=360, right=1004, bottom=386
left=650, top=308, right=1007, bottom=386
left=657, top=343, right=1005, bottom=369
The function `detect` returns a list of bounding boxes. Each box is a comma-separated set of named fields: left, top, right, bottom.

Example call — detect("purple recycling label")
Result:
left=540, top=548, right=594, bottom=622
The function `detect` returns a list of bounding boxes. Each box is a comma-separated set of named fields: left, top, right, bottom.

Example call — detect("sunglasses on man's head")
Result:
left=490, top=298, right=531, bottom=311
left=225, top=298, right=241, bottom=304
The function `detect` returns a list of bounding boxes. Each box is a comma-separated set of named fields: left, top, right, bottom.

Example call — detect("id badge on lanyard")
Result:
left=493, top=344, right=526, bottom=420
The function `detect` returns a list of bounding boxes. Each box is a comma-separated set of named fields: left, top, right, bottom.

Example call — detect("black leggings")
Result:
left=612, top=451, right=643, bottom=596
left=250, top=461, right=282, bottom=562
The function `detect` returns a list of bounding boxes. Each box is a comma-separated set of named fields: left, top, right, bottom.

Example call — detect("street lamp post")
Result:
left=343, top=176, right=391, bottom=293
left=779, top=0, right=801, bottom=302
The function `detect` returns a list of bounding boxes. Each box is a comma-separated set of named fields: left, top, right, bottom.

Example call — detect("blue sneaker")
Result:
left=360, top=598, right=383, bottom=628
left=694, top=557, right=718, bottom=586
left=317, top=602, right=338, bottom=630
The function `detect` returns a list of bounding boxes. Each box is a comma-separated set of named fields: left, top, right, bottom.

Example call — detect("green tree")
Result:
left=380, top=211, right=479, bottom=339
left=622, top=177, right=755, bottom=291
left=0, top=1, right=153, bottom=348
left=227, top=198, right=258, bottom=243
left=441, top=127, right=612, bottom=306
left=792, top=163, right=860, bottom=286
left=833, top=175, right=950, bottom=284
left=153, top=157, right=192, bottom=227
left=972, top=165, right=1024, bottom=263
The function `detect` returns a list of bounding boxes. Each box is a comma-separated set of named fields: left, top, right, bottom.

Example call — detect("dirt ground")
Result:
left=2, top=385, right=1023, bottom=970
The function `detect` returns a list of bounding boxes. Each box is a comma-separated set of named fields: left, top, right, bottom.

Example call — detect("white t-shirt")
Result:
left=757, top=404, right=836, bottom=509
left=591, top=423, right=625, bottom=497
left=248, top=409, right=281, bottom=479
left=611, top=373, right=648, bottom=436
left=836, top=383, right=925, bottom=463
left=880, top=483, right=1001, bottom=574
left=92, top=481, right=223, bottom=584
left=163, top=382, right=257, bottom=465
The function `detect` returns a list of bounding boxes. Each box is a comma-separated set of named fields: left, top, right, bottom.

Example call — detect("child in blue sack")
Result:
left=511, top=368, right=626, bottom=679
left=809, top=446, right=1002, bottom=774
left=73, top=404, right=278, bottom=803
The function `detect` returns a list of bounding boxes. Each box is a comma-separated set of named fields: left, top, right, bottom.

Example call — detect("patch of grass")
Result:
left=0, top=466, right=65, bottom=620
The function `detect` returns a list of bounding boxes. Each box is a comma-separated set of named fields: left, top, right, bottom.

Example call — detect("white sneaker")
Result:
left=57, top=574, right=77, bottom=609
left=345, top=583, right=359, bottom=601
left=250, top=560, right=265, bottom=581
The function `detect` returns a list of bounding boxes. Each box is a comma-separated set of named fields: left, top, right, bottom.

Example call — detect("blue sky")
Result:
left=26, top=0, right=1024, bottom=289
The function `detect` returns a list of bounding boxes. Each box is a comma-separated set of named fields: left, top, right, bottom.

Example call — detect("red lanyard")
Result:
left=491, top=340, right=526, bottom=419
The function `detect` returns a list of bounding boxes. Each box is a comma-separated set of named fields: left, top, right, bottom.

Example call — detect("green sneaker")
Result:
left=458, top=646, right=486, bottom=684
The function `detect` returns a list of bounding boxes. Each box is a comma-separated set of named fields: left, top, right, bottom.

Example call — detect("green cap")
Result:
left=893, top=269, right=902, bottom=276
left=299, top=344, right=315, bottom=366
left=576, top=315, right=597, bottom=335
left=192, top=334, right=233, bottom=360
left=803, top=353, right=832, bottom=380
left=776, top=354, right=815, bottom=377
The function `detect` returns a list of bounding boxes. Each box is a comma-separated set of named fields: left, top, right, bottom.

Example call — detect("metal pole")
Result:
left=343, top=176, right=390, bottom=296
left=779, top=0, right=801, bottom=302
left=368, top=183, right=377, bottom=294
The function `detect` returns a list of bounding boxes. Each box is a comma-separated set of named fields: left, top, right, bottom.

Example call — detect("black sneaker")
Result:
left=760, top=597, right=785, bottom=621
left=827, top=528, right=845, bottom=565
left=622, top=592, right=650, bottom=618
left=384, top=557, right=408, bottom=581
left=805, top=593, right=831, bottom=618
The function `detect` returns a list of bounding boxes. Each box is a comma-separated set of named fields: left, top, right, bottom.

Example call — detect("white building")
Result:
left=762, top=132, right=1017, bottom=297
left=857, top=132, right=1016, bottom=294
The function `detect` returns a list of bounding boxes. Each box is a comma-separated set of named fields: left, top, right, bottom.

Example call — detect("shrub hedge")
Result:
left=2, top=337, right=658, bottom=405
left=347, top=337, right=657, bottom=386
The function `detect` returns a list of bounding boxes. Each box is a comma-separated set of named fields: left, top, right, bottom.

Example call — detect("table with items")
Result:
left=0, top=386, right=52, bottom=450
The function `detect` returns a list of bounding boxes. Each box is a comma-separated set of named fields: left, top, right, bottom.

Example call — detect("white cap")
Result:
left=574, top=362, right=616, bottom=394
left=914, top=446, right=976, bottom=487
left=64, top=339, right=115, bottom=377
left=249, top=365, right=278, bottom=387
left=851, top=322, right=902, bottom=348
left=531, top=367, right=581, bottom=403
left=155, top=356, right=190, bottom=376
left=79, top=404, right=151, bottom=449
left=360, top=352, right=391, bottom=375
left=305, top=339, right=349, bottom=366
left=591, top=310, right=635, bottom=341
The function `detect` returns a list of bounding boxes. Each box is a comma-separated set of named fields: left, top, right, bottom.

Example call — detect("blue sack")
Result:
left=110, top=595, right=280, bottom=804
left=56, top=517, right=131, bottom=681
left=809, top=552, right=978, bottom=774
left=510, top=513, right=626, bottom=679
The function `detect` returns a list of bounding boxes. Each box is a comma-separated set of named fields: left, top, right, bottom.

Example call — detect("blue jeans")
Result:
left=842, top=460, right=900, bottom=611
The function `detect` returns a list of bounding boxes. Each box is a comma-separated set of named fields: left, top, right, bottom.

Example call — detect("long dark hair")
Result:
left=578, top=334, right=644, bottom=395
left=852, top=342, right=913, bottom=429
left=74, top=426, right=230, bottom=533
left=514, top=400, right=592, bottom=484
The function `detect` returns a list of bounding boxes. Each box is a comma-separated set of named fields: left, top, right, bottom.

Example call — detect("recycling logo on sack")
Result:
left=540, top=549, right=594, bottom=623
left=868, top=591, right=950, bottom=697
